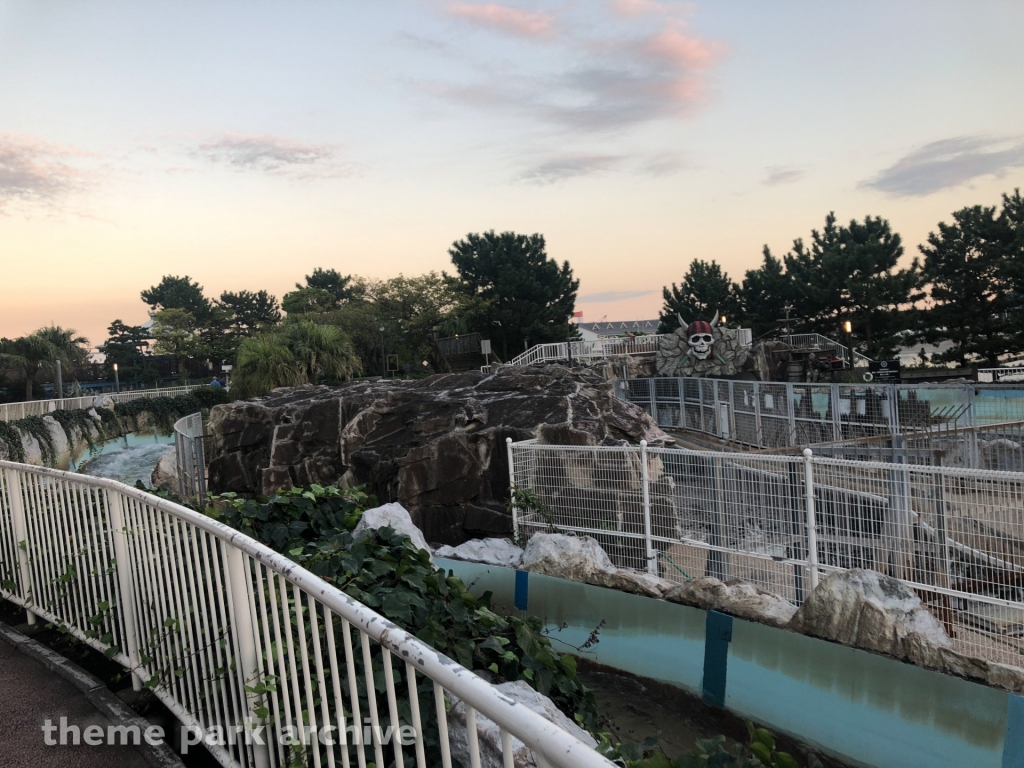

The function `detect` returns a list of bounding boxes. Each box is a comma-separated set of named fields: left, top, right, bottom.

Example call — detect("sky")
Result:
left=2, top=0, right=1024, bottom=348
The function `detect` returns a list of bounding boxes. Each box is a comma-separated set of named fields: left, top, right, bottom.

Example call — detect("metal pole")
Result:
left=113, top=364, right=121, bottom=394
left=225, top=546, right=271, bottom=768
left=4, top=468, right=37, bottom=625
left=56, top=360, right=63, bottom=404
left=802, top=448, right=819, bottom=591
left=105, top=488, right=142, bottom=690
left=640, top=440, right=656, bottom=575
left=506, top=437, right=518, bottom=537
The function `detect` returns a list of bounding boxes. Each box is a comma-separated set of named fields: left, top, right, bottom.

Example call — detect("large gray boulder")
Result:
left=435, top=538, right=524, bottom=568
left=206, top=366, right=669, bottom=544
left=448, top=680, right=596, bottom=768
left=787, top=569, right=952, bottom=664
left=151, top=447, right=179, bottom=492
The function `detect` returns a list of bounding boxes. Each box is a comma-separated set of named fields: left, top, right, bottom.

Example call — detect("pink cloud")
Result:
left=641, top=27, right=724, bottom=70
left=447, top=3, right=554, bottom=38
left=0, top=134, right=96, bottom=211
left=612, top=0, right=671, bottom=16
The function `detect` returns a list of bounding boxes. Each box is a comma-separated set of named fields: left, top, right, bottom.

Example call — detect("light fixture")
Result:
left=720, top=315, right=728, bottom=325
left=843, top=320, right=852, bottom=334
left=113, top=363, right=118, bottom=371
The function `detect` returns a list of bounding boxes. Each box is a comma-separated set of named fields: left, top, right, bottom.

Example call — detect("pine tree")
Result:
left=658, top=259, right=740, bottom=333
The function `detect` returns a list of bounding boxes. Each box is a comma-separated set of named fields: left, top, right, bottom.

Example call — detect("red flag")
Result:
left=572, top=311, right=583, bottom=318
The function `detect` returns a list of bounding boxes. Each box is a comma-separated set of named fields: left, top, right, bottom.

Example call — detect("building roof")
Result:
left=577, top=319, right=660, bottom=335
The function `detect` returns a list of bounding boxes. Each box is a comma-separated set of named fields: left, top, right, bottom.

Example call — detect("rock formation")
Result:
left=206, top=366, right=669, bottom=544
left=656, top=325, right=751, bottom=378
left=352, top=502, right=435, bottom=564
left=448, top=679, right=597, bottom=768
left=150, top=447, right=178, bottom=492
left=434, top=538, right=524, bottom=568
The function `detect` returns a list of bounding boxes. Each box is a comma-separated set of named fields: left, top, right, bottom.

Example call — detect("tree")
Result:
left=302, top=268, right=357, bottom=304
left=998, top=189, right=1024, bottom=350
left=99, top=320, right=150, bottom=377
left=219, top=290, right=281, bottom=337
left=152, top=309, right=206, bottom=375
left=783, top=214, right=920, bottom=359
left=447, top=231, right=578, bottom=359
left=0, top=326, right=89, bottom=401
left=658, top=259, right=741, bottom=333
left=281, top=287, right=340, bottom=316
left=141, top=275, right=214, bottom=323
left=231, top=321, right=361, bottom=398
left=918, top=196, right=1018, bottom=366
left=739, top=248, right=793, bottom=337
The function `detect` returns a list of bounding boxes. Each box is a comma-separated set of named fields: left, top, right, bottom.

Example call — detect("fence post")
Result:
left=786, top=383, right=797, bottom=447
left=640, top=440, right=656, bottom=576
left=506, top=437, right=518, bottom=536
left=225, top=546, right=271, bottom=768
left=105, top=488, right=143, bottom=691
left=4, top=468, right=36, bottom=625
left=802, top=449, right=819, bottom=592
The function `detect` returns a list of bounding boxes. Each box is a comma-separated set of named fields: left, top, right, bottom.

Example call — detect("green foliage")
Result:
left=99, top=320, right=151, bottom=379
left=659, top=260, right=742, bottom=333
left=219, top=289, right=281, bottom=337
left=0, top=420, right=27, bottom=463
left=141, top=275, right=214, bottom=323
left=447, top=230, right=579, bottom=360
left=918, top=189, right=1024, bottom=366
left=739, top=248, right=794, bottom=337
left=113, top=389, right=228, bottom=432
left=0, top=326, right=89, bottom=402
left=599, top=722, right=822, bottom=768
left=207, top=484, right=600, bottom=733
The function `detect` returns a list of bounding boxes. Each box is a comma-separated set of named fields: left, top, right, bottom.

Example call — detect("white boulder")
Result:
left=787, top=569, right=952, bottom=664
left=351, top=502, right=434, bottom=563
left=151, top=447, right=178, bottom=492
left=435, top=538, right=524, bottom=568
left=521, top=533, right=613, bottom=582
left=665, top=577, right=797, bottom=628
left=448, top=680, right=596, bottom=768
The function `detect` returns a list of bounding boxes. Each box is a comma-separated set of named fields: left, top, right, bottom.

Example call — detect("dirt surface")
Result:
left=576, top=658, right=850, bottom=768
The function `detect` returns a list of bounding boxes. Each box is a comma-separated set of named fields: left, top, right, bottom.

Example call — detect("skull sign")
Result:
left=677, top=311, right=720, bottom=361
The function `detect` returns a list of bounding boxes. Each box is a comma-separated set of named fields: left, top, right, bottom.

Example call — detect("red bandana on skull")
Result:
left=686, top=320, right=714, bottom=360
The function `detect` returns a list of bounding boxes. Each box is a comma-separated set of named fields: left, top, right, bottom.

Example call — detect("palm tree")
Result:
left=282, top=320, right=362, bottom=384
left=230, top=322, right=362, bottom=399
left=0, top=326, right=89, bottom=401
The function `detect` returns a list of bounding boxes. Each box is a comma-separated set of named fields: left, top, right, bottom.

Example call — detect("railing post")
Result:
left=506, top=437, right=518, bottom=537
left=753, top=381, right=763, bottom=448
left=640, top=440, right=656, bottom=575
left=105, top=488, right=143, bottom=691
left=225, top=546, right=271, bottom=768
left=802, top=449, right=819, bottom=592
left=4, top=468, right=37, bottom=625
left=786, top=383, right=797, bottom=447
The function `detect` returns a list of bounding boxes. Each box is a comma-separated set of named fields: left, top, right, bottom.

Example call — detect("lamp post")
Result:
left=113, top=363, right=121, bottom=393
left=379, top=326, right=386, bottom=377
left=843, top=320, right=853, bottom=369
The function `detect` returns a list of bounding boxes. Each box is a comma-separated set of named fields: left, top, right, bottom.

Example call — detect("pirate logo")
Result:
left=678, top=311, right=719, bottom=360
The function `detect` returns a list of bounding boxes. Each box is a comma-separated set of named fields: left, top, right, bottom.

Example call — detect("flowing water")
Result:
left=78, top=432, right=174, bottom=489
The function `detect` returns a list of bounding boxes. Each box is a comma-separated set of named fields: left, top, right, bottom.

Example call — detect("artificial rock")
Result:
left=351, top=502, right=434, bottom=564
left=447, top=680, right=597, bottom=768
left=434, top=538, right=524, bottom=568
left=205, top=366, right=668, bottom=544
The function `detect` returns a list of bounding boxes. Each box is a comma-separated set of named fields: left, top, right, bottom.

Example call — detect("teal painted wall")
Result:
left=438, top=559, right=1012, bottom=768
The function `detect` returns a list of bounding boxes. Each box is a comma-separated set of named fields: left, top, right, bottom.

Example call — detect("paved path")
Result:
left=0, top=634, right=154, bottom=768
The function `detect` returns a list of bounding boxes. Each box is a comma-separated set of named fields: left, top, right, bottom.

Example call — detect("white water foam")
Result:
left=79, top=442, right=173, bottom=489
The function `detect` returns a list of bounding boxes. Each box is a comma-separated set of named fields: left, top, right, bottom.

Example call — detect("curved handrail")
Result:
left=0, top=384, right=207, bottom=423
left=173, top=412, right=207, bottom=503
left=0, top=461, right=611, bottom=768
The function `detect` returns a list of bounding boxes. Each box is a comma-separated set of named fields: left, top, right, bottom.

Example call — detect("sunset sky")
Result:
left=2, top=0, right=1024, bottom=348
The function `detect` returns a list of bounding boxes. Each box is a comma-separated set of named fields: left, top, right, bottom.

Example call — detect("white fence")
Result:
left=979, top=367, right=1024, bottom=383
left=507, top=438, right=1024, bottom=670
left=174, top=412, right=207, bottom=504
left=0, top=461, right=611, bottom=768
left=0, top=385, right=207, bottom=423
left=507, top=336, right=666, bottom=367
left=622, top=377, right=1024, bottom=448
left=781, top=333, right=871, bottom=366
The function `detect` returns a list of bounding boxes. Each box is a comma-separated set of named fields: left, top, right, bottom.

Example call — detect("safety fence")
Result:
left=174, top=412, right=208, bottom=505
left=507, top=438, right=1024, bottom=670
left=780, top=333, right=871, bottom=366
left=507, top=336, right=666, bottom=367
left=0, top=461, right=610, bottom=768
left=0, top=385, right=207, bottom=423
left=622, top=377, right=1024, bottom=449
left=979, top=367, right=1024, bottom=383
left=806, top=421, right=1024, bottom=473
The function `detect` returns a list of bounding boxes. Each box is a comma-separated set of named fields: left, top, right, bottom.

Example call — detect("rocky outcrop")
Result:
left=352, top=502, right=434, bottom=563
left=665, top=577, right=797, bottom=628
left=448, top=680, right=596, bottom=768
left=435, top=538, right=524, bottom=568
left=0, top=407, right=111, bottom=469
left=787, top=569, right=952, bottom=664
left=206, top=366, right=669, bottom=544
left=151, top=447, right=178, bottom=492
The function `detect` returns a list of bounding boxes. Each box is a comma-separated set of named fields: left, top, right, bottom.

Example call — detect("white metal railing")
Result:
left=174, top=412, right=207, bottom=504
left=507, top=336, right=666, bottom=367
left=623, top=377, right=1024, bottom=449
left=507, top=438, right=1024, bottom=670
left=0, top=385, right=207, bottom=423
left=782, top=333, right=873, bottom=365
left=979, top=367, right=1024, bottom=383
left=0, top=461, right=611, bottom=768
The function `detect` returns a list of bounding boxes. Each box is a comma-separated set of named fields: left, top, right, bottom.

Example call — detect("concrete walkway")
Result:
left=0, top=625, right=179, bottom=768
